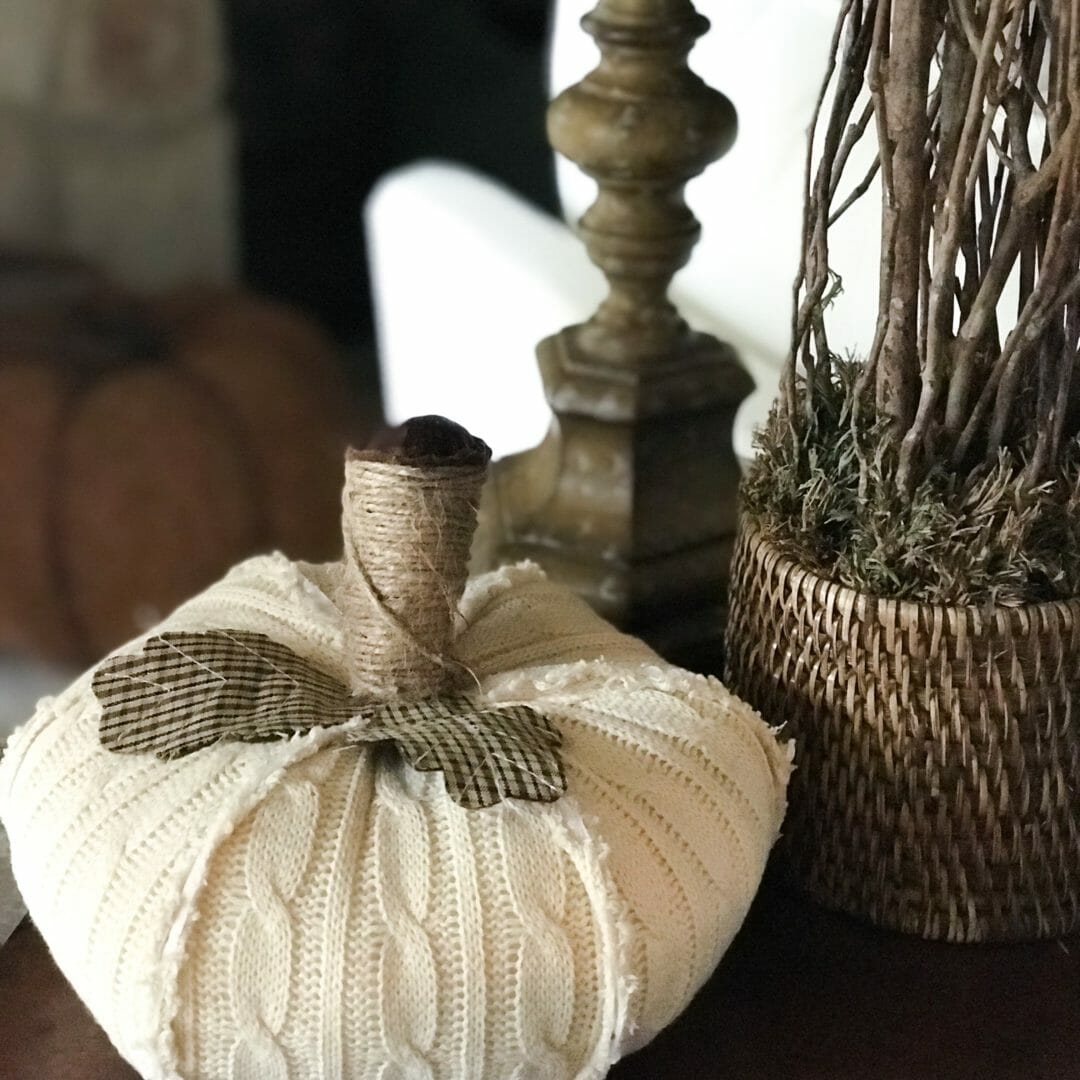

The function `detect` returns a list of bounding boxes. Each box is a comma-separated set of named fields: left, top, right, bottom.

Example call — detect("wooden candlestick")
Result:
left=481, top=0, right=751, bottom=668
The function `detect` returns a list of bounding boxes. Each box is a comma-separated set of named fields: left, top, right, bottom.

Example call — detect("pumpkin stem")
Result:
left=336, top=415, right=491, bottom=698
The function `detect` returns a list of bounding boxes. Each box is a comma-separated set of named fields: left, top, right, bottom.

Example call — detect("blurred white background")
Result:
left=370, top=0, right=880, bottom=463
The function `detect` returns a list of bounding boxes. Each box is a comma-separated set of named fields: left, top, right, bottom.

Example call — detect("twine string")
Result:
left=336, top=448, right=487, bottom=699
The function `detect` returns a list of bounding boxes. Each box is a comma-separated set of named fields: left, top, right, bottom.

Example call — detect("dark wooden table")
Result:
left=1, top=870, right=1076, bottom=1079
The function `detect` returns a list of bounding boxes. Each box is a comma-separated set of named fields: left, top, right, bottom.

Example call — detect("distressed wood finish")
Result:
left=482, top=0, right=751, bottom=665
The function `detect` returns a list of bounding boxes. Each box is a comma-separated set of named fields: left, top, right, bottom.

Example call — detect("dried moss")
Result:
left=743, top=364, right=1080, bottom=607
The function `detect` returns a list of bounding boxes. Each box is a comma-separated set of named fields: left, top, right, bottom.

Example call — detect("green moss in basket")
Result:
left=744, top=362, right=1080, bottom=608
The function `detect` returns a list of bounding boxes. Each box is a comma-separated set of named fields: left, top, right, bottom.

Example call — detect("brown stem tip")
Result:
left=363, top=415, right=491, bottom=469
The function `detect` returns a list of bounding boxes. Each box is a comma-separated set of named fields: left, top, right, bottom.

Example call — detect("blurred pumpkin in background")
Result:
left=0, top=253, right=357, bottom=664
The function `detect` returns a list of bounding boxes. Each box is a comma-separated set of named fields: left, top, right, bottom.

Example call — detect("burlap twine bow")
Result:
left=93, top=417, right=567, bottom=810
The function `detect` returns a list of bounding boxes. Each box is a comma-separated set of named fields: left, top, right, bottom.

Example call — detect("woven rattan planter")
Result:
left=725, top=523, right=1080, bottom=942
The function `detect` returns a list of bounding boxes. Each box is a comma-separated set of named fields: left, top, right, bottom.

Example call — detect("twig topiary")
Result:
left=749, top=0, right=1080, bottom=604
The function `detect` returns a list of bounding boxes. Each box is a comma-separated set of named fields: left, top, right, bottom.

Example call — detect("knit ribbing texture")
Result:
left=0, top=556, right=790, bottom=1079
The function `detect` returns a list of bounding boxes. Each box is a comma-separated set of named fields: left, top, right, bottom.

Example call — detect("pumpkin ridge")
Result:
left=370, top=767, right=438, bottom=1074
left=495, top=807, right=574, bottom=1075
left=671, top=687, right=794, bottom=816
left=109, top=842, right=191, bottom=1030
left=158, top=729, right=344, bottom=1077
left=440, top=787, right=487, bottom=1074
left=560, top=701, right=768, bottom=853
left=564, top=693, right=776, bottom=836
left=566, top=750, right=732, bottom=905
left=540, top=797, right=637, bottom=1075
left=0, top=695, right=66, bottom=809
left=35, top=296, right=240, bottom=660
left=225, top=773, right=322, bottom=1077
left=561, top=764, right=698, bottom=1032
left=312, top=751, right=372, bottom=1075
left=17, top=730, right=101, bottom=839
left=47, top=754, right=199, bottom=924
left=454, top=578, right=656, bottom=678
left=55, top=366, right=264, bottom=660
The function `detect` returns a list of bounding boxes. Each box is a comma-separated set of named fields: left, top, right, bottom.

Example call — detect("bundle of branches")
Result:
left=746, top=0, right=1080, bottom=605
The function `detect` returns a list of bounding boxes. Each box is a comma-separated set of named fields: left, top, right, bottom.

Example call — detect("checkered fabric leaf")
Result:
left=95, top=631, right=355, bottom=758
left=93, top=630, right=566, bottom=810
left=358, top=696, right=564, bottom=809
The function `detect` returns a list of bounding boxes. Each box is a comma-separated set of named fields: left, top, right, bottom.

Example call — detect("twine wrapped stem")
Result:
left=336, top=415, right=491, bottom=698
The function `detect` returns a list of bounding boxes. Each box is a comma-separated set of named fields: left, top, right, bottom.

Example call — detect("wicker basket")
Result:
left=725, top=523, right=1080, bottom=942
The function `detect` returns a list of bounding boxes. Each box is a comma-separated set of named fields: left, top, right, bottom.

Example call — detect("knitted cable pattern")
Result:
left=499, top=808, right=574, bottom=1079
left=226, top=774, right=321, bottom=1079
left=372, top=766, right=438, bottom=1077
left=0, top=553, right=790, bottom=1079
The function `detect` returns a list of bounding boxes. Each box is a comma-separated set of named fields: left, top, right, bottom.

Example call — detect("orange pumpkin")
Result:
left=0, top=264, right=356, bottom=664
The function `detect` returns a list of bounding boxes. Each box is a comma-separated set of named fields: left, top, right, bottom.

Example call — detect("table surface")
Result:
left=1, top=869, right=1076, bottom=1080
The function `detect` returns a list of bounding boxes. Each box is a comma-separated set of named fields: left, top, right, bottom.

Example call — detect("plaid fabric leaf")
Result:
left=356, top=696, right=564, bottom=809
left=93, top=630, right=566, bottom=810
left=95, top=630, right=355, bottom=758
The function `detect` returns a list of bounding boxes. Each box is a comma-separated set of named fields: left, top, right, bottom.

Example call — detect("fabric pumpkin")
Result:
left=0, top=268, right=354, bottom=664
left=0, top=418, right=789, bottom=1079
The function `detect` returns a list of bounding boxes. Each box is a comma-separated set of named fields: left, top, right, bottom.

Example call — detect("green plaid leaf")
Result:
left=95, top=630, right=355, bottom=758
left=93, top=630, right=566, bottom=810
left=357, top=696, right=564, bottom=809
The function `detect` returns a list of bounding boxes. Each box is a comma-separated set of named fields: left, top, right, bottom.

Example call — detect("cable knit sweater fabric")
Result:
left=0, top=557, right=789, bottom=1080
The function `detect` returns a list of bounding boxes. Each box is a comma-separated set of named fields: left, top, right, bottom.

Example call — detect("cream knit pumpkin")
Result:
left=2, top=555, right=788, bottom=1078
left=1, top=418, right=789, bottom=1080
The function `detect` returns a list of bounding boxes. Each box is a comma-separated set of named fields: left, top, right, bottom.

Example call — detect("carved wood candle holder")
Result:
left=481, top=0, right=751, bottom=667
